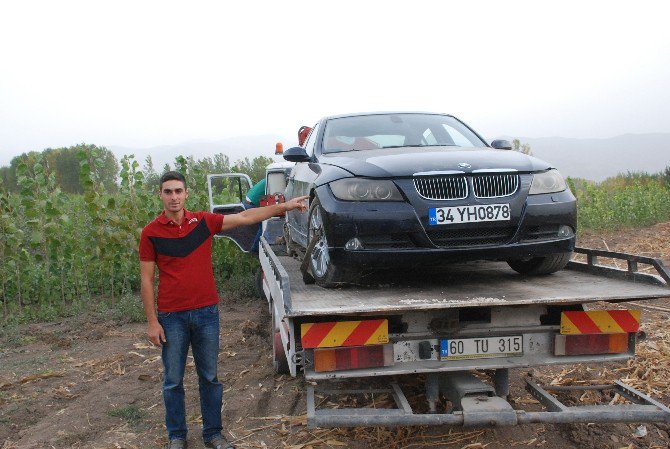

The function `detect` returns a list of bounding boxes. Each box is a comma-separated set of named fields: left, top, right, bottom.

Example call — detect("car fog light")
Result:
left=345, top=238, right=364, bottom=250
left=558, top=225, right=574, bottom=238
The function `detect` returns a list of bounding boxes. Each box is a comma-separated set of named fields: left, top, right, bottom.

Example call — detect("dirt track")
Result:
left=2, top=225, right=670, bottom=449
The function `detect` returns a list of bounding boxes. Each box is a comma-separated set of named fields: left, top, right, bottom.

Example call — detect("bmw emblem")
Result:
left=457, top=162, right=472, bottom=169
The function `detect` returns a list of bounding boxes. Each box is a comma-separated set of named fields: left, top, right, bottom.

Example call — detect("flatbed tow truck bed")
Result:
left=259, top=237, right=670, bottom=427
left=280, top=254, right=670, bottom=317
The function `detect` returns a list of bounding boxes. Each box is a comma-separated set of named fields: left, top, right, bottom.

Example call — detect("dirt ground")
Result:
left=2, top=224, right=670, bottom=449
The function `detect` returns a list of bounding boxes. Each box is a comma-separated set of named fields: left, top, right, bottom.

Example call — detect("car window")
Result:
left=322, top=113, right=486, bottom=153
left=442, top=124, right=476, bottom=147
left=267, top=171, right=287, bottom=194
left=422, top=129, right=438, bottom=145
left=325, top=135, right=383, bottom=152
left=368, top=135, right=405, bottom=147
left=304, top=122, right=320, bottom=156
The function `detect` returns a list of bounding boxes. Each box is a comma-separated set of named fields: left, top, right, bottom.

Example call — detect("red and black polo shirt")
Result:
left=139, top=209, right=224, bottom=312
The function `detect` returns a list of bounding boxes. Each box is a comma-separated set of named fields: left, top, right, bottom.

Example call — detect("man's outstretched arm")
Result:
left=221, top=195, right=309, bottom=231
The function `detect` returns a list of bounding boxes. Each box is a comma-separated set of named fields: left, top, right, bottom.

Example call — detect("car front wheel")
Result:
left=307, top=197, right=350, bottom=287
left=507, top=252, right=572, bottom=275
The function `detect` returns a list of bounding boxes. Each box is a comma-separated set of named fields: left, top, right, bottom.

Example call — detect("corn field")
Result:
left=569, top=172, right=670, bottom=231
left=0, top=146, right=264, bottom=322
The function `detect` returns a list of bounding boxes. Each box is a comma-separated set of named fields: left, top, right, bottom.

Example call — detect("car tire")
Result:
left=270, top=301, right=290, bottom=374
left=507, top=252, right=573, bottom=275
left=307, top=197, right=350, bottom=287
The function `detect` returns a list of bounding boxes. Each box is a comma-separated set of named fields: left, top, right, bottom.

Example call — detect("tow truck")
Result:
left=207, top=149, right=670, bottom=428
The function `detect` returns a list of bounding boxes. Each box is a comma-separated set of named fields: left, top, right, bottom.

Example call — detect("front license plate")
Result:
left=429, top=203, right=510, bottom=225
left=440, top=336, right=523, bottom=360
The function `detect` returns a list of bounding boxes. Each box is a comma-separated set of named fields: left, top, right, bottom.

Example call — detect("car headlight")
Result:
left=329, top=178, right=403, bottom=201
left=529, top=169, right=567, bottom=195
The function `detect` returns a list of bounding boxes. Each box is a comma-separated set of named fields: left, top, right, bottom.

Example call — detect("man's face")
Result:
left=159, top=180, right=188, bottom=213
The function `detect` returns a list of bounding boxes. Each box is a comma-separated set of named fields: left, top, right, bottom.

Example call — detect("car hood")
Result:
left=319, top=147, right=553, bottom=178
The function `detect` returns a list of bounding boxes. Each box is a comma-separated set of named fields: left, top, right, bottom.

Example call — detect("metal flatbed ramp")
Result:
left=270, top=251, right=669, bottom=318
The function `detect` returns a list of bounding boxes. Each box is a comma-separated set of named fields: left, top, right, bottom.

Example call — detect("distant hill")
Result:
left=109, top=134, right=295, bottom=171
left=107, top=133, right=670, bottom=182
left=508, top=133, right=670, bottom=181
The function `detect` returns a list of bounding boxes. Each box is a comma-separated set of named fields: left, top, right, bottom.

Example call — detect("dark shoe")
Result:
left=168, top=439, right=187, bottom=449
left=204, top=436, right=234, bottom=449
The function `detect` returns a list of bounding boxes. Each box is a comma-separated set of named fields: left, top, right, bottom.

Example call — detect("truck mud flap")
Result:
left=306, top=374, right=670, bottom=428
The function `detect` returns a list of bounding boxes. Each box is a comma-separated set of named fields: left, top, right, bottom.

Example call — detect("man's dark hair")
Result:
left=159, top=171, right=187, bottom=189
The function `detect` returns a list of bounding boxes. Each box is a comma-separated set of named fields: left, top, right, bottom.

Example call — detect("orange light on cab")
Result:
left=275, top=142, right=284, bottom=155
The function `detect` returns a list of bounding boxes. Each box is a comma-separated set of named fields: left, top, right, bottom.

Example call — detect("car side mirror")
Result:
left=491, top=139, right=513, bottom=150
left=283, top=146, right=311, bottom=162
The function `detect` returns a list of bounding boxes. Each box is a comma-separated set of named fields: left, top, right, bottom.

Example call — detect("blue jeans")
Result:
left=158, top=304, right=222, bottom=443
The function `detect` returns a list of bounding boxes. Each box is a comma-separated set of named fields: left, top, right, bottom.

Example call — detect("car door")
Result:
left=286, top=122, right=321, bottom=247
left=207, top=173, right=257, bottom=252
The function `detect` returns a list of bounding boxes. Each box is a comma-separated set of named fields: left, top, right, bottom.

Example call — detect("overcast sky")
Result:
left=1, top=0, right=669, bottom=167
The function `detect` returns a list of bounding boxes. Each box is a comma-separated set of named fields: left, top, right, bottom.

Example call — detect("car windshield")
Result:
left=322, top=113, right=487, bottom=154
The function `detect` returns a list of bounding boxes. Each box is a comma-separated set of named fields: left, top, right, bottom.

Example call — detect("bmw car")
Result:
left=283, top=112, right=576, bottom=287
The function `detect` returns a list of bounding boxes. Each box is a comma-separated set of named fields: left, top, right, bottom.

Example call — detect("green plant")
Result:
left=107, top=405, right=147, bottom=426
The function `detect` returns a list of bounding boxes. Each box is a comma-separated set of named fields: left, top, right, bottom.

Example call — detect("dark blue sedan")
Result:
left=283, top=112, right=576, bottom=287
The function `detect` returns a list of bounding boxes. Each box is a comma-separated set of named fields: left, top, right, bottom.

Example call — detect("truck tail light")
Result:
left=313, top=344, right=394, bottom=372
left=554, top=333, right=629, bottom=356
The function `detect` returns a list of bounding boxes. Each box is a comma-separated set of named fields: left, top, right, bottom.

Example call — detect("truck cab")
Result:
left=207, top=161, right=294, bottom=252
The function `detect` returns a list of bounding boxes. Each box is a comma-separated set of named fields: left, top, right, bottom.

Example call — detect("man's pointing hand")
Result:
left=284, top=196, right=309, bottom=213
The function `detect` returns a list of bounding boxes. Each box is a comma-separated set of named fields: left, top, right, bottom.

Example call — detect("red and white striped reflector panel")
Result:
left=300, top=319, right=388, bottom=349
left=560, top=310, right=640, bottom=335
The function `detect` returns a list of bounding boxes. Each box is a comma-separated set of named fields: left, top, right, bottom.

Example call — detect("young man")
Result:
left=139, top=171, right=307, bottom=449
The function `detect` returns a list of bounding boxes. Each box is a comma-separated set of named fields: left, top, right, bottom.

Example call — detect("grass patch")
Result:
left=0, top=322, right=36, bottom=348
left=0, top=294, right=146, bottom=351
left=220, top=270, right=258, bottom=301
left=107, top=405, right=147, bottom=427
left=96, top=294, right=146, bottom=324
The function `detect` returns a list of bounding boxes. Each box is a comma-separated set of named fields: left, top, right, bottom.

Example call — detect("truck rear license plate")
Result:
left=429, top=204, right=510, bottom=225
left=440, top=336, right=523, bottom=360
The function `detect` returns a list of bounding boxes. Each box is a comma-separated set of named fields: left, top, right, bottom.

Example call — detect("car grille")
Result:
left=427, top=227, right=516, bottom=247
left=472, top=174, right=519, bottom=198
left=414, top=176, right=468, bottom=200
left=413, top=174, right=518, bottom=199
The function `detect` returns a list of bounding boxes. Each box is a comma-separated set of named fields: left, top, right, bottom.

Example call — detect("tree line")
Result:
left=0, top=144, right=274, bottom=193
left=3, top=141, right=670, bottom=323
